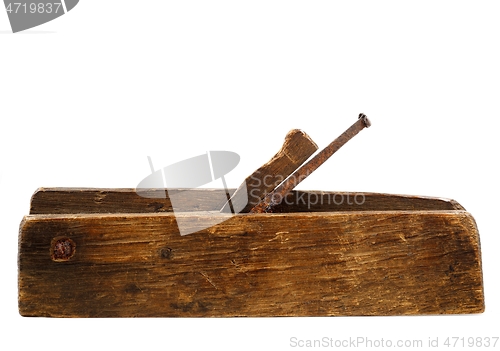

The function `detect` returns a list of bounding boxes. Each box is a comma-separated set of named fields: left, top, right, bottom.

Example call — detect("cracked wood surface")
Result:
left=19, top=191, right=484, bottom=317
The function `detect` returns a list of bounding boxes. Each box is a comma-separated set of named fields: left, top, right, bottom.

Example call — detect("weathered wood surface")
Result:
left=19, top=194, right=484, bottom=317
left=30, top=188, right=464, bottom=214
left=221, top=129, right=318, bottom=213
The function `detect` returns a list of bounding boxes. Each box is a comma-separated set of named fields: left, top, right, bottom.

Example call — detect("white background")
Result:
left=1, top=1, right=499, bottom=350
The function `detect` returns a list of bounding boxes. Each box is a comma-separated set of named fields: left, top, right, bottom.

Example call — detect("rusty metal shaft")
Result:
left=250, top=114, right=371, bottom=213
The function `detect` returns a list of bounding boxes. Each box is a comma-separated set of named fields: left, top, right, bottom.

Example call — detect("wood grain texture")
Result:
left=30, top=188, right=463, bottom=214
left=220, top=129, right=318, bottom=213
left=19, top=207, right=484, bottom=317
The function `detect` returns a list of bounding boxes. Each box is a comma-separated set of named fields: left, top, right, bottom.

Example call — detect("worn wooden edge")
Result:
left=18, top=210, right=484, bottom=317
left=448, top=199, right=466, bottom=211
left=455, top=211, right=485, bottom=313
left=22, top=209, right=471, bottom=221
left=30, top=187, right=465, bottom=214
left=463, top=211, right=485, bottom=310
